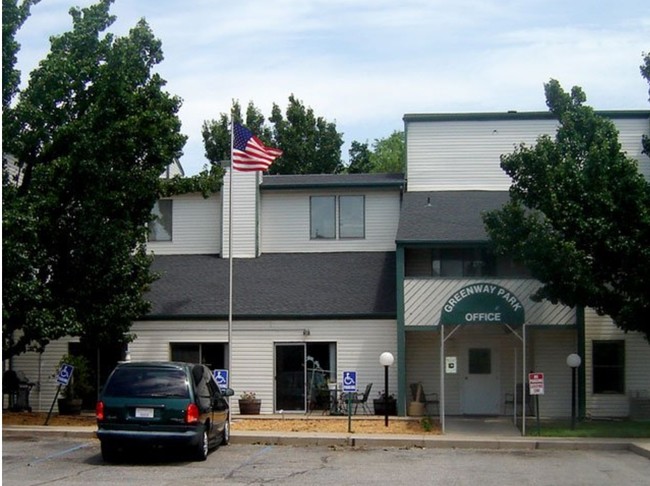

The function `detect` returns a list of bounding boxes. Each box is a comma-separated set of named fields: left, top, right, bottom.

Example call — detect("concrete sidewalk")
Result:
left=3, top=418, right=650, bottom=460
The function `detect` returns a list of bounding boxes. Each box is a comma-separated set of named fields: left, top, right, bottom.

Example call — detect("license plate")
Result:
left=135, top=407, right=154, bottom=418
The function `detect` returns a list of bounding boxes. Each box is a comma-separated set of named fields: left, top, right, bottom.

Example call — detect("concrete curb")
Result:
left=3, top=426, right=650, bottom=459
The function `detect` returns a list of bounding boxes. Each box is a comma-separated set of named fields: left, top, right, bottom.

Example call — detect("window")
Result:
left=310, top=195, right=365, bottom=240
left=339, top=196, right=365, bottom=238
left=310, top=196, right=336, bottom=239
left=468, top=348, right=491, bottom=374
left=170, top=343, right=226, bottom=369
left=148, top=199, right=172, bottom=241
left=405, top=247, right=529, bottom=278
left=593, top=341, right=625, bottom=394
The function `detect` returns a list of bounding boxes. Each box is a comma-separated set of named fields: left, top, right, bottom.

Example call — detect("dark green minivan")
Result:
left=96, top=361, right=234, bottom=462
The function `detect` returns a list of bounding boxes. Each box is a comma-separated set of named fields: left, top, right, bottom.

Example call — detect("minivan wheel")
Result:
left=100, top=442, right=119, bottom=463
left=194, top=427, right=209, bottom=461
left=221, top=420, right=230, bottom=446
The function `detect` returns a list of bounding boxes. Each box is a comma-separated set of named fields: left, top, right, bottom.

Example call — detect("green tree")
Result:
left=641, top=51, right=650, bottom=156
left=347, top=131, right=405, bottom=173
left=269, top=94, right=344, bottom=174
left=201, top=100, right=271, bottom=165
left=483, top=79, right=650, bottom=340
left=347, top=140, right=373, bottom=173
left=369, top=130, right=405, bottom=173
left=2, top=0, right=186, bottom=358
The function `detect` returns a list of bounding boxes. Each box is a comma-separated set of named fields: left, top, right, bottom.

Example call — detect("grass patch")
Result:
left=525, top=419, right=650, bottom=438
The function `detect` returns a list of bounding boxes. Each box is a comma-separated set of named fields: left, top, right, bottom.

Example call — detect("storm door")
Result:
left=275, top=344, right=307, bottom=412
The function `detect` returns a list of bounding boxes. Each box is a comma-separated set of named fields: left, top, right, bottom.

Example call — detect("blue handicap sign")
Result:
left=341, top=371, right=357, bottom=392
left=57, top=364, right=74, bottom=386
left=213, top=369, right=229, bottom=389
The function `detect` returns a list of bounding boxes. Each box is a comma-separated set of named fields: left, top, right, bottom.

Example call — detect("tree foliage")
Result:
left=483, top=79, right=650, bottom=339
left=202, top=95, right=344, bottom=174
left=347, top=131, right=405, bottom=173
left=201, top=100, right=271, bottom=165
left=347, top=140, right=373, bottom=173
left=269, top=94, right=344, bottom=174
left=641, top=51, right=650, bottom=156
left=2, top=0, right=187, bottom=358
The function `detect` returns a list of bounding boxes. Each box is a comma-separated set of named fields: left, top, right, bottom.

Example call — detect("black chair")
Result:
left=342, top=383, right=373, bottom=414
left=504, top=383, right=534, bottom=415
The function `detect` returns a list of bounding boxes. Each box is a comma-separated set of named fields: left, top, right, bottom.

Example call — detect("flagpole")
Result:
left=228, top=118, right=234, bottom=426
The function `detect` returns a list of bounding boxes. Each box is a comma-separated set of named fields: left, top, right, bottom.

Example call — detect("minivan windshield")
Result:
left=103, top=367, right=190, bottom=398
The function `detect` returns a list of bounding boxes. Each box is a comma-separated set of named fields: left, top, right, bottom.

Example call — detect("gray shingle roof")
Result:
left=145, top=252, right=396, bottom=319
left=396, top=191, right=510, bottom=243
left=261, top=173, right=404, bottom=190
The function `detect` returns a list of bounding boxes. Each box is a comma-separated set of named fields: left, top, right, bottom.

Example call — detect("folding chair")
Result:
left=342, top=383, right=373, bottom=415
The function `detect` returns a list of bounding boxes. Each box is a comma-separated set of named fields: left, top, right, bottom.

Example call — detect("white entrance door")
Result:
left=461, top=345, right=501, bottom=415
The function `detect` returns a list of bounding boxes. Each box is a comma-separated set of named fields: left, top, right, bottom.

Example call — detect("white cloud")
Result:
left=13, top=0, right=650, bottom=175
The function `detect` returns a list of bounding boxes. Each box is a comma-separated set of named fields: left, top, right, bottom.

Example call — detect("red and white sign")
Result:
left=528, top=372, right=545, bottom=395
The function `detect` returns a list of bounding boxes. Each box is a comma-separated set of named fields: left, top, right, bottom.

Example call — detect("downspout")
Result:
left=396, top=245, right=406, bottom=416
left=576, top=306, right=586, bottom=419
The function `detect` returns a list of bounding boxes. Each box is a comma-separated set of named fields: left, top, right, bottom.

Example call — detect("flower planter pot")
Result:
left=407, top=401, right=426, bottom=417
left=238, top=399, right=261, bottom=415
left=58, top=398, right=83, bottom=415
left=373, top=398, right=397, bottom=416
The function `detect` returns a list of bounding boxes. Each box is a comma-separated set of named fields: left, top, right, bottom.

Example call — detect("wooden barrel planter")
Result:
left=238, top=399, right=261, bottom=415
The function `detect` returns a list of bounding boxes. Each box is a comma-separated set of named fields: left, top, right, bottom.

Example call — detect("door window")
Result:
left=468, top=348, right=491, bottom=374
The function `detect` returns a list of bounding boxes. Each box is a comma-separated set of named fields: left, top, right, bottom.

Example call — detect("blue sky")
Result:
left=14, top=0, right=650, bottom=175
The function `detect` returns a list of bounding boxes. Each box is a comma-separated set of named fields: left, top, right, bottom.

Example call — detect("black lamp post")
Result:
left=379, top=352, right=394, bottom=427
left=566, top=353, right=582, bottom=429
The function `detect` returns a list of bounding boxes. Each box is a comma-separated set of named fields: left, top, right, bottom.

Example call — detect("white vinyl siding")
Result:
left=528, top=328, right=577, bottom=418
left=406, top=116, right=650, bottom=191
left=7, top=338, right=73, bottom=413
left=146, top=193, right=221, bottom=255
left=583, top=309, right=650, bottom=418
left=129, top=319, right=396, bottom=415
left=222, top=169, right=259, bottom=258
left=261, top=188, right=400, bottom=253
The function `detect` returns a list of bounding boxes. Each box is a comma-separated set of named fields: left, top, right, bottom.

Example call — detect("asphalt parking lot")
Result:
left=3, top=434, right=650, bottom=486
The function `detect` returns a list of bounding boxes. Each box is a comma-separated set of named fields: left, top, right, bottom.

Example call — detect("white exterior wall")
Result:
left=130, top=318, right=397, bottom=415
left=8, top=338, right=75, bottom=414
left=261, top=188, right=401, bottom=253
left=529, top=328, right=576, bottom=418
left=222, top=169, right=259, bottom=258
left=406, top=116, right=650, bottom=191
left=584, top=309, right=650, bottom=418
left=147, top=193, right=221, bottom=255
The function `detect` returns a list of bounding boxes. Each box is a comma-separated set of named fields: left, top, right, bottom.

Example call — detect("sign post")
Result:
left=342, top=371, right=357, bottom=433
left=45, top=364, right=75, bottom=426
left=528, top=372, right=544, bottom=436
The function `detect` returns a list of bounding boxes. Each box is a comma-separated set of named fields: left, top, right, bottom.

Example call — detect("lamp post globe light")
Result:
left=379, top=352, right=394, bottom=427
left=566, top=353, right=582, bottom=429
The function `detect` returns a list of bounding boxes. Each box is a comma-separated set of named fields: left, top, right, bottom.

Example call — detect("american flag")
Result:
left=232, top=123, right=283, bottom=172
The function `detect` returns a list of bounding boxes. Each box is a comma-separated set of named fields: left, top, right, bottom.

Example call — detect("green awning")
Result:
left=439, top=283, right=525, bottom=326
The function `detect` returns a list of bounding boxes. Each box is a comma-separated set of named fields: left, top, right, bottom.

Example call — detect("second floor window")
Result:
left=148, top=199, right=173, bottom=241
left=310, top=195, right=365, bottom=240
left=404, top=247, right=530, bottom=278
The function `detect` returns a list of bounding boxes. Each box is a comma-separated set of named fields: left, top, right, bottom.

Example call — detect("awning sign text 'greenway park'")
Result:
left=439, top=283, right=525, bottom=326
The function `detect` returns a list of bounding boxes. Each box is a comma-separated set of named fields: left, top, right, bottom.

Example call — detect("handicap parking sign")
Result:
left=342, top=371, right=357, bottom=393
left=57, top=364, right=74, bottom=386
left=213, top=369, right=229, bottom=389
